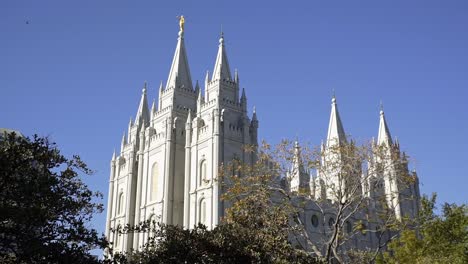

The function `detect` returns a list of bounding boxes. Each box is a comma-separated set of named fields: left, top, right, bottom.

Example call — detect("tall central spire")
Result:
left=166, top=28, right=193, bottom=90
left=377, top=107, right=393, bottom=146
left=212, top=32, right=232, bottom=81
left=326, top=96, right=347, bottom=147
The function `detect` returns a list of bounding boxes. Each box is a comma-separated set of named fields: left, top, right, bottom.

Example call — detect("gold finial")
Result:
left=177, top=15, right=185, bottom=32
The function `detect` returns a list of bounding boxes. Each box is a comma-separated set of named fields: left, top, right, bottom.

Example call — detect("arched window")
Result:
left=151, top=162, right=159, bottom=201
left=199, top=198, right=207, bottom=226
left=117, top=192, right=124, bottom=215
left=311, top=214, right=319, bottom=228
left=328, top=217, right=335, bottom=228
left=199, top=160, right=207, bottom=186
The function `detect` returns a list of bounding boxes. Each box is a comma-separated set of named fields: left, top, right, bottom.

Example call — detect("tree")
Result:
left=0, top=132, right=106, bottom=263
left=107, top=221, right=319, bottom=264
left=221, top=139, right=418, bottom=263
left=382, top=194, right=468, bottom=264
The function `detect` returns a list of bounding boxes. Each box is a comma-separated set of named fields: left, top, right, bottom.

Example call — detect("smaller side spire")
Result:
left=205, top=70, right=210, bottom=87
left=289, top=140, right=310, bottom=194
left=150, top=99, right=156, bottom=120
left=212, top=32, right=232, bottom=81
left=151, top=99, right=156, bottom=113
left=195, top=80, right=200, bottom=94
left=112, top=149, right=116, bottom=161
left=326, top=96, right=347, bottom=147
left=240, top=88, right=247, bottom=112
left=159, top=81, right=164, bottom=94
left=134, top=82, right=150, bottom=128
left=234, top=69, right=239, bottom=83
left=204, top=70, right=210, bottom=101
left=292, top=140, right=301, bottom=170
left=186, top=109, right=192, bottom=125
left=196, top=89, right=203, bottom=115
left=377, top=105, right=393, bottom=146
left=121, top=132, right=127, bottom=152
left=252, top=106, right=257, bottom=121
left=128, top=116, right=133, bottom=128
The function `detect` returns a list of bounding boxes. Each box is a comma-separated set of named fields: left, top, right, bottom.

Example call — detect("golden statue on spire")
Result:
left=177, top=15, right=185, bottom=32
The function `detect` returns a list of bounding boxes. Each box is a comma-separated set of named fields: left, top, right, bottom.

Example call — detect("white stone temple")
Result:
left=105, top=24, right=420, bottom=254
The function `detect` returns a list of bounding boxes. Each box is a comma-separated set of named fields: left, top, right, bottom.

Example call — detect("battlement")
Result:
left=200, top=98, right=218, bottom=111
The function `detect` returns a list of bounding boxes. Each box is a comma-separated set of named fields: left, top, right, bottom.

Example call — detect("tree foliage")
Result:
left=108, top=222, right=319, bottom=264
left=0, top=132, right=105, bottom=263
left=382, top=194, right=468, bottom=264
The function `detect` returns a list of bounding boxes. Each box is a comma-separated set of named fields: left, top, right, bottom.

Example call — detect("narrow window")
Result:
left=199, top=198, right=206, bottom=225
left=151, top=162, right=159, bottom=201
left=311, top=215, right=319, bottom=228
left=199, top=160, right=207, bottom=185
left=117, top=192, right=124, bottom=215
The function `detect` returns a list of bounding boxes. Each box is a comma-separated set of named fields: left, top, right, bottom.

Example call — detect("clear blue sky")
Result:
left=2, top=0, right=467, bottom=236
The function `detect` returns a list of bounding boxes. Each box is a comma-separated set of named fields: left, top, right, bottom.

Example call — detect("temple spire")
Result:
left=377, top=105, right=393, bottom=146
left=151, top=99, right=156, bottom=113
left=120, top=131, right=127, bottom=152
left=252, top=106, right=257, bottom=121
left=293, top=141, right=303, bottom=170
left=212, top=32, right=232, bottom=81
left=196, top=88, right=203, bottom=115
left=326, top=96, right=347, bottom=147
left=134, top=82, right=150, bottom=127
left=186, top=109, right=192, bottom=125
left=166, top=25, right=193, bottom=90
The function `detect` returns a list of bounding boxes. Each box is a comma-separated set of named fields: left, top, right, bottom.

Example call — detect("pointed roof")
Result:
left=292, top=141, right=305, bottom=174
left=252, top=106, right=258, bottom=121
left=121, top=131, right=127, bottom=146
left=241, top=88, right=246, bottom=101
left=166, top=30, right=193, bottom=90
left=186, top=109, right=192, bottom=125
left=151, top=99, right=156, bottom=113
left=326, top=96, right=347, bottom=147
left=377, top=107, right=393, bottom=146
left=195, top=80, right=200, bottom=93
left=212, top=33, right=232, bottom=81
left=135, top=82, right=150, bottom=127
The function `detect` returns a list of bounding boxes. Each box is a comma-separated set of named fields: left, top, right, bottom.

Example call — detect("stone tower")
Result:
left=183, top=33, right=258, bottom=229
left=105, top=27, right=258, bottom=253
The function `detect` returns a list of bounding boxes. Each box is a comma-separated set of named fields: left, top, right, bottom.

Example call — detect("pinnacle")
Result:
left=212, top=33, right=232, bottom=81
left=326, top=95, right=347, bottom=147
left=166, top=28, right=193, bottom=90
